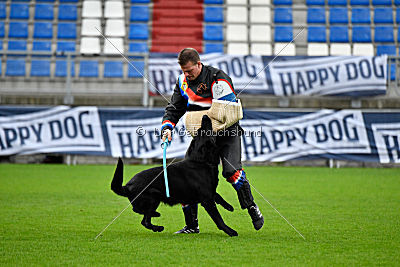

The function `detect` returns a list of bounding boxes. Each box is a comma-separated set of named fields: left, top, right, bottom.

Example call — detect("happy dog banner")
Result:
left=148, top=54, right=387, bottom=97
left=0, top=106, right=104, bottom=155
left=269, top=56, right=387, bottom=96
left=0, top=106, right=399, bottom=163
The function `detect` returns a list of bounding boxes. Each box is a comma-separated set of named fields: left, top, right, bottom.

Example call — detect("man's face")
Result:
left=180, top=61, right=202, bottom=81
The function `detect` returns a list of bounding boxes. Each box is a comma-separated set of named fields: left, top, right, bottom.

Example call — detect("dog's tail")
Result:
left=111, top=157, right=127, bottom=197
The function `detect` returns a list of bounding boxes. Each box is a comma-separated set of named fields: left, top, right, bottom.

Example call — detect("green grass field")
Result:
left=0, top=163, right=399, bottom=266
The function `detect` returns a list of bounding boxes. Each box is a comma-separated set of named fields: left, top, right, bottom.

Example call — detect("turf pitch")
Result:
left=0, top=163, right=399, bottom=266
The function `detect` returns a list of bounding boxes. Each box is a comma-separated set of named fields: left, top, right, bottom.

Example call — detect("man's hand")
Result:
left=162, top=129, right=172, bottom=142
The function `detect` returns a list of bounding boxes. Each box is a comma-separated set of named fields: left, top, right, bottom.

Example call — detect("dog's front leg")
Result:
left=201, top=200, right=238, bottom=237
left=141, top=214, right=164, bottom=232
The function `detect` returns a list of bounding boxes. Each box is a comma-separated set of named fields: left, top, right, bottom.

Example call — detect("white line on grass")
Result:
left=248, top=182, right=306, bottom=240
left=223, top=156, right=306, bottom=240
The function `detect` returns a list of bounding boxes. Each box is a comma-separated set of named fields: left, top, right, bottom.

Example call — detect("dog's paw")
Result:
left=226, top=228, right=238, bottom=237
left=226, top=205, right=234, bottom=212
left=151, top=211, right=161, bottom=217
left=152, top=225, right=164, bottom=232
left=218, top=202, right=234, bottom=212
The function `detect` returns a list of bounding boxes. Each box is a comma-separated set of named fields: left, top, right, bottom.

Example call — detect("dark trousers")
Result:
left=216, top=123, right=243, bottom=179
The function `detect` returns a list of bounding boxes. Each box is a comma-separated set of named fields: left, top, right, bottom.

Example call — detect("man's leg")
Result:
left=217, top=128, right=264, bottom=230
left=174, top=204, right=199, bottom=234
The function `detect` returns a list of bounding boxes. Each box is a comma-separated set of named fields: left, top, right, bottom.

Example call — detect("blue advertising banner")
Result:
left=0, top=106, right=399, bottom=163
left=148, top=54, right=388, bottom=97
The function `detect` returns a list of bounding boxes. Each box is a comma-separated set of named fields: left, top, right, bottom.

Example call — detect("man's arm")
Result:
left=161, top=81, right=188, bottom=140
left=211, top=70, right=237, bottom=102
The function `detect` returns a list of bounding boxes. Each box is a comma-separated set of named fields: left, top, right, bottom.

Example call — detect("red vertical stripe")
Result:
left=151, top=0, right=203, bottom=53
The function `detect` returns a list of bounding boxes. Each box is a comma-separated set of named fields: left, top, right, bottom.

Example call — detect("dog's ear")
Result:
left=201, top=115, right=212, bottom=130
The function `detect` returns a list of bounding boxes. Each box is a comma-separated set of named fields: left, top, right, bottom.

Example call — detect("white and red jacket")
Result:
left=161, top=64, right=237, bottom=132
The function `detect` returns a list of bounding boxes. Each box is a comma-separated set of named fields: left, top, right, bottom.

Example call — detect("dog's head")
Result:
left=186, top=115, right=219, bottom=164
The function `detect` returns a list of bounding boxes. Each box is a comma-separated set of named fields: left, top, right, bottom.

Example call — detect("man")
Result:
left=161, top=48, right=264, bottom=233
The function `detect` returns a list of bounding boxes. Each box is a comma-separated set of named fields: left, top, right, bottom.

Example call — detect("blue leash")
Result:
left=162, top=140, right=170, bottom=198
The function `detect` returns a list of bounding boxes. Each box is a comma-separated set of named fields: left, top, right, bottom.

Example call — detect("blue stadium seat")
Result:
left=55, top=60, right=75, bottom=77
left=397, top=8, right=400, bottom=24
left=306, top=0, right=325, bottom=5
left=307, top=8, right=325, bottom=24
left=36, top=0, right=56, bottom=2
left=6, top=59, right=26, bottom=76
left=58, top=4, right=77, bottom=20
left=350, top=0, right=369, bottom=5
left=0, top=41, right=2, bottom=52
left=8, top=40, right=27, bottom=52
left=307, top=26, right=326, bottom=42
left=330, top=26, right=349, bottom=42
left=128, top=61, right=144, bottom=78
left=0, top=3, right=5, bottom=19
left=376, top=45, right=397, bottom=56
left=352, top=26, right=371, bottom=42
left=273, top=0, right=292, bottom=5
left=328, top=0, right=347, bottom=5
left=0, top=22, right=4, bottom=38
left=131, top=0, right=150, bottom=3
left=129, top=42, right=148, bottom=53
left=0, top=59, right=2, bottom=76
left=374, top=8, right=393, bottom=24
left=204, top=25, right=223, bottom=41
left=79, top=61, right=99, bottom=77
left=8, top=22, right=28, bottom=38
left=274, top=8, right=293, bottom=23
left=57, top=23, right=77, bottom=39
left=129, top=24, right=149, bottom=40
left=395, top=0, right=400, bottom=5
left=130, top=6, right=149, bottom=22
left=389, top=63, right=396, bottom=81
left=274, top=26, right=293, bottom=42
left=10, top=3, right=29, bottom=19
left=204, top=0, right=223, bottom=3
left=33, top=22, right=53, bottom=39
left=32, top=41, right=52, bottom=57
left=351, top=8, right=371, bottom=24
left=35, top=4, right=54, bottom=20
left=204, top=43, right=224, bottom=53
left=375, top=26, right=394, bottom=42
left=372, top=0, right=391, bottom=5
left=329, top=8, right=348, bottom=24
left=31, top=60, right=51, bottom=77
left=204, top=7, right=223, bottom=23
left=60, top=0, right=79, bottom=2
left=104, top=61, right=123, bottom=78
left=57, top=41, right=76, bottom=53
left=399, top=28, right=400, bottom=42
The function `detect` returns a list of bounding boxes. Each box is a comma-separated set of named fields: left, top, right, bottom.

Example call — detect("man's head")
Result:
left=178, top=48, right=202, bottom=81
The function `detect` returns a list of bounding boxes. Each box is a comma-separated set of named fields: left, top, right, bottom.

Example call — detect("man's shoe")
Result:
left=174, top=225, right=200, bottom=234
left=248, top=205, right=264, bottom=230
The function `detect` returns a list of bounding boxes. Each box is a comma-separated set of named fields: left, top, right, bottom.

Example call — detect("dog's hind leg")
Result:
left=201, top=200, right=238, bottom=237
left=214, top=193, right=234, bottom=212
left=141, top=214, right=164, bottom=232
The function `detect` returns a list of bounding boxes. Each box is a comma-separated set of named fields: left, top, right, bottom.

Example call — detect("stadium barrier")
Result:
left=0, top=106, right=399, bottom=164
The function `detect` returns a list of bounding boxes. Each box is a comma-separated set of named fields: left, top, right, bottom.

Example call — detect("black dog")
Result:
left=111, top=115, right=238, bottom=236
